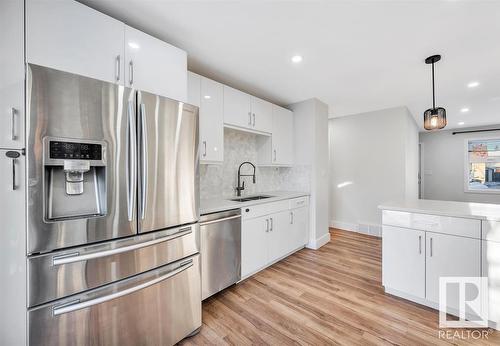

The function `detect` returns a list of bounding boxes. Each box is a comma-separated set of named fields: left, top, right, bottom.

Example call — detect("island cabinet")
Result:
left=382, top=210, right=481, bottom=312
left=482, top=220, right=500, bottom=329
left=241, top=197, right=309, bottom=279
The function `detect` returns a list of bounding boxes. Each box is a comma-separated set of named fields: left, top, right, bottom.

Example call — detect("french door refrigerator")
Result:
left=25, top=64, right=200, bottom=345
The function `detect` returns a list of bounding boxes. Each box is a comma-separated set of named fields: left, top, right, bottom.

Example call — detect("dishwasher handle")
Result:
left=200, top=214, right=241, bottom=226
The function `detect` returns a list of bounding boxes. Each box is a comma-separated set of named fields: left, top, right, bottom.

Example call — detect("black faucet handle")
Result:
left=242, top=181, right=245, bottom=189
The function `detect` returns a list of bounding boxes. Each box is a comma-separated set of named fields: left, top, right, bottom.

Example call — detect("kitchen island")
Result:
left=379, top=199, right=500, bottom=330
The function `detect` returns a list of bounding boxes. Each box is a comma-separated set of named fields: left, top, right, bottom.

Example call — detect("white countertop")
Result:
left=200, top=191, right=310, bottom=215
left=379, top=199, right=500, bottom=221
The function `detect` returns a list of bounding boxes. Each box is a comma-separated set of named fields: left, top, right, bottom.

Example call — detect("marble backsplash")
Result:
left=200, top=128, right=311, bottom=200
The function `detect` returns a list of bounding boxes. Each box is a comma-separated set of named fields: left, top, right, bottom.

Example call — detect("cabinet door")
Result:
left=268, top=211, right=294, bottom=263
left=426, top=232, right=481, bottom=306
left=200, top=77, right=223, bottom=163
left=483, top=240, right=500, bottom=325
left=0, top=150, right=26, bottom=345
left=382, top=226, right=425, bottom=299
left=26, top=0, right=124, bottom=85
left=272, top=106, right=294, bottom=165
left=291, top=207, right=309, bottom=250
left=125, top=25, right=187, bottom=101
left=187, top=72, right=201, bottom=107
left=241, top=216, right=269, bottom=278
left=251, top=97, right=272, bottom=133
left=0, top=0, right=24, bottom=149
left=223, top=86, right=252, bottom=129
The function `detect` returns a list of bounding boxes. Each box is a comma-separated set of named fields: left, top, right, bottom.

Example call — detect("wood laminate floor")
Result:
left=180, top=229, right=500, bottom=345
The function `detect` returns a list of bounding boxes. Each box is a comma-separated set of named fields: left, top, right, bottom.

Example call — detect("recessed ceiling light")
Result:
left=467, top=81, right=480, bottom=88
left=128, top=42, right=140, bottom=49
left=291, top=55, right=303, bottom=63
left=458, top=121, right=465, bottom=126
left=460, top=108, right=469, bottom=113
left=204, top=95, right=211, bottom=99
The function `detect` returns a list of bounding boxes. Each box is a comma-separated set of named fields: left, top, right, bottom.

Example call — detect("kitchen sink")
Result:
left=229, top=195, right=273, bottom=202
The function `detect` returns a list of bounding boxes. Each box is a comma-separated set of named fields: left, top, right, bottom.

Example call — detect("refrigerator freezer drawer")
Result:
left=28, top=223, right=199, bottom=307
left=29, top=254, right=201, bottom=346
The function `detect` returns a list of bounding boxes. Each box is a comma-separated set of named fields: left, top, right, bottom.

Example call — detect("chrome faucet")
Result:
left=236, top=161, right=256, bottom=197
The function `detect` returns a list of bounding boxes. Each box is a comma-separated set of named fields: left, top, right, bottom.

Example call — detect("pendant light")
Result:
left=423, top=54, right=447, bottom=130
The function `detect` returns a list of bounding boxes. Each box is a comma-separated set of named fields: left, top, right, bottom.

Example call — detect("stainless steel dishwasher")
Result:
left=200, top=209, right=241, bottom=300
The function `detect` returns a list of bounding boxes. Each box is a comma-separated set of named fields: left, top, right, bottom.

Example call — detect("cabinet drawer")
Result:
left=241, top=200, right=289, bottom=220
left=382, top=210, right=480, bottom=239
left=289, top=196, right=309, bottom=209
left=483, top=220, right=500, bottom=242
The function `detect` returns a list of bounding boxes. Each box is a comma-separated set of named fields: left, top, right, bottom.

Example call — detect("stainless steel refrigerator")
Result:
left=25, top=64, right=201, bottom=345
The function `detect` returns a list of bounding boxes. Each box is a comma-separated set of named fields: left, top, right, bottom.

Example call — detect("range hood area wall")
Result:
left=200, top=128, right=311, bottom=200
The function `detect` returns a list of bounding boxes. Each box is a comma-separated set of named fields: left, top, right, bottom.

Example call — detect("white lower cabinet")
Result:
left=268, top=211, right=290, bottom=263
left=483, top=240, right=500, bottom=326
left=241, top=216, right=269, bottom=277
left=290, top=207, right=309, bottom=253
left=425, top=232, right=481, bottom=306
left=382, top=226, right=425, bottom=299
left=241, top=198, right=309, bottom=278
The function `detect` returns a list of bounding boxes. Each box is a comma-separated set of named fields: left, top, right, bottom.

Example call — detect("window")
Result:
left=465, top=138, right=500, bottom=193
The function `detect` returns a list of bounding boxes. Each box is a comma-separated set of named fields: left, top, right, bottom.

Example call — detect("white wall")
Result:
left=329, top=107, right=419, bottom=236
left=419, top=126, right=500, bottom=204
left=289, top=98, right=330, bottom=249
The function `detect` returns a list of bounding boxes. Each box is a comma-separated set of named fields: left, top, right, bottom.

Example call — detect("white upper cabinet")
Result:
left=223, top=86, right=273, bottom=134
left=272, top=106, right=294, bottom=165
left=26, top=0, right=125, bottom=84
left=250, top=97, right=272, bottom=133
left=200, top=77, right=224, bottom=163
left=256, top=105, right=294, bottom=166
left=124, top=25, right=187, bottom=101
left=0, top=0, right=25, bottom=149
left=223, top=86, right=252, bottom=129
left=187, top=72, right=201, bottom=107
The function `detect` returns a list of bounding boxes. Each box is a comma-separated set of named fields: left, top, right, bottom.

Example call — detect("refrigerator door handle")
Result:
left=126, top=100, right=137, bottom=221
left=52, top=258, right=194, bottom=316
left=51, top=226, right=193, bottom=266
left=139, top=103, right=148, bottom=220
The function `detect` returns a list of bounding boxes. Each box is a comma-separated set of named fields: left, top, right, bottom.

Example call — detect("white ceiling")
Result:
left=80, top=0, right=500, bottom=130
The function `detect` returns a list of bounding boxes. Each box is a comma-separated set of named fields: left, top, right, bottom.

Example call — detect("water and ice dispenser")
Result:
left=43, top=137, right=107, bottom=221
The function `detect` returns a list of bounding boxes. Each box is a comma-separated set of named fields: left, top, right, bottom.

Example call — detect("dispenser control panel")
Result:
left=49, top=141, right=102, bottom=160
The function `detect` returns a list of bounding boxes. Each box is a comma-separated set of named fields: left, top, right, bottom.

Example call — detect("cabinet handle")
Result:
left=418, top=235, right=422, bottom=254
left=430, top=237, right=433, bottom=257
left=202, top=141, right=207, bottom=157
left=10, top=108, right=16, bottom=140
left=248, top=112, right=252, bottom=125
left=265, top=219, right=269, bottom=232
left=270, top=217, right=273, bottom=231
left=115, top=55, right=121, bottom=81
left=252, top=113, right=256, bottom=127
left=290, top=211, right=294, bottom=224
left=273, top=149, right=277, bottom=162
left=6, top=151, right=20, bottom=190
left=129, top=60, right=134, bottom=86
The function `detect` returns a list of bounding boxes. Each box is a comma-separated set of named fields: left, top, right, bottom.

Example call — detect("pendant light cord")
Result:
left=431, top=62, right=436, bottom=109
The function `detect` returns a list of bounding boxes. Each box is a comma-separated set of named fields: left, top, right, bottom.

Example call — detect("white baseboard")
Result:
left=306, top=232, right=331, bottom=250
left=330, top=219, right=382, bottom=238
